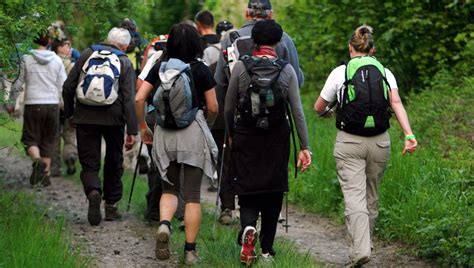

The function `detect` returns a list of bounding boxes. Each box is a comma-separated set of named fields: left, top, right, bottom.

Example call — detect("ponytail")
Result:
left=350, top=25, right=374, bottom=53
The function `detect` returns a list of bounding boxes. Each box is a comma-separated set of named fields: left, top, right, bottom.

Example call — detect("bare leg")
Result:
left=159, top=193, right=178, bottom=222
left=27, top=146, right=50, bottom=175
left=41, top=157, right=51, bottom=175
left=184, top=203, right=201, bottom=243
left=27, top=145, right=41, bottom=160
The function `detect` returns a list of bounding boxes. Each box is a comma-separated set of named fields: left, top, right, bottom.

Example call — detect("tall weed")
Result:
left=0, top=190, right=89, bottom=267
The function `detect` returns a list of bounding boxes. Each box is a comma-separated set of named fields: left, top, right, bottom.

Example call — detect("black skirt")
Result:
left=227, top=122, right=290, bottom=195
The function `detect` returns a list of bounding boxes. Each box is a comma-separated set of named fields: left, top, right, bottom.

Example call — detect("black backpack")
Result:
left=336, top=56, right=392, bottom=136
left=237, top=56, right=288, bottom=130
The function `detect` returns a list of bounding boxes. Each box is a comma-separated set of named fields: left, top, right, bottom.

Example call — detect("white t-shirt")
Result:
left=320, top=65, right=398, bottom=103
left=138, top=50, right=163, bottom=81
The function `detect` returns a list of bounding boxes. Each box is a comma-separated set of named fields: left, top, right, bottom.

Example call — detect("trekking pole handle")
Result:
left=127, top=141, right=144, bottom=212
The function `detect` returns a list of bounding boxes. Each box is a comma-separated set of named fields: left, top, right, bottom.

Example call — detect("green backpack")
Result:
left=336, top=56, right=392, bottom=136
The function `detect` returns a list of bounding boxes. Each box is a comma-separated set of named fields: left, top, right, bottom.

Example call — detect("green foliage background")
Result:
left=1, top=0, right=473, bottom=266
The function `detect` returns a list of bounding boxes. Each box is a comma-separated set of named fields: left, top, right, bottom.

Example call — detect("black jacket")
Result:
left=62, top=44, right=138, bottom=135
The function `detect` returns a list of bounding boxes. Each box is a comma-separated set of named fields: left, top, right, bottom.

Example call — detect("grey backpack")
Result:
left=152, top=58, right=198, bottom=129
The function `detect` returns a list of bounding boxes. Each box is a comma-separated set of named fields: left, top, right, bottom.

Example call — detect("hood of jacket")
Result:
left=31, top=49, right=56, bottom=65
left=159, top=58, right=190, bottom=86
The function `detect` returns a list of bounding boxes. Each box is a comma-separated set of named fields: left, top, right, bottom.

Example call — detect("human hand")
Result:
left=297, top=149, right=312, bottom=172
left=5, top=104, right=14, bottom=115
left=140, top=127, right=153, bottom=145
left=402, top=135, right=417, bottom=155
left=68, top=117, right=76, bottom=128
left=125, top=134, right=136, bottom=151
left=319, top=106, right=334, bottom=118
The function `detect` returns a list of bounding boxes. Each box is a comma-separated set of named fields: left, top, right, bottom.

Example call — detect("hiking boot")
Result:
left=240, top=226, right=258, bottom=266
left=178, top=219, right=185, bottom=232
left=104, top=203, right=122, bottom=221
left=346, top=256, right=370, bottom=268
left=65, top=156, right=76, bottom=175
left=218, top=208, right=232, bottom=225
left=30, top=159, right=46, bottom=185
left=278, top=212, right=286, bottom=223
left=41, top=175, right=51, bottom=187
left=259, top=253, right=275, bottom=265
left=184, top=250, right=200, bottom=266
left=137, top=155, right=149, bottom=174
left=50, top=169, right=61, bottom=177
left=354, top=256, right=370, bottom=267
left=207, top=185, right=218, bottom=192
left=87, top=190, right=102, bottom=226
left=155, top=224, right=171, bottom=260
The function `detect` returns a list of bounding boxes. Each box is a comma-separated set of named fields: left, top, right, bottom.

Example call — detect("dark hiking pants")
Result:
left=238, top=192, right=284, bottom=254
left=76, top=124, right=124, bottom=204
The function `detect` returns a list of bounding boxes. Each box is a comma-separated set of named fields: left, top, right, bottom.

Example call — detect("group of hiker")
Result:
left=3, top=0, right=418, bottom=266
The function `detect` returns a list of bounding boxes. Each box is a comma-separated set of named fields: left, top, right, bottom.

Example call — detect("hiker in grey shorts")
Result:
left=314, top=25, right=418, bottom=266
left=135, top=23, right=218, bottom=265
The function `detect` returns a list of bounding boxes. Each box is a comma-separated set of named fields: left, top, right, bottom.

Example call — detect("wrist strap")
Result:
left=404, top=134, right=416, bottom=141
left=140, top=122, right=147, bottom=130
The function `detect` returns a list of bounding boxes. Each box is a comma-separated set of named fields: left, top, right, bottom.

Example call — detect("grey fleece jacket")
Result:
left=213, top=20, right=304, bottom=130
left=225, top=61, right=310, bottom=150
left=11, top=49, right=67, bottom=105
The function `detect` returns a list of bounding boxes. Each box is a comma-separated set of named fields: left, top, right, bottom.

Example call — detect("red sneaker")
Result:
left=240, top=226, right=258, bottom=266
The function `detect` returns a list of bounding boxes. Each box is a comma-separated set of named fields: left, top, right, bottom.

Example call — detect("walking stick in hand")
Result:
left=127, top=141, right=144, bottom=212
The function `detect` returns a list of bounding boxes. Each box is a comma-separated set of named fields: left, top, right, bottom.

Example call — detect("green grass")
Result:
left=0, top=189, right=89, bottom=267
left=0, top=116, right=89, bottom=267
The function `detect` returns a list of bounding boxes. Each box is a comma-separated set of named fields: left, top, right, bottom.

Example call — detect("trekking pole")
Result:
left=127, top=141, right=144, bottom=212
left=282, top=105, right=298, bottom=233
left=319, top=102, right=337, bottom=118
left=212, top=129, right=227, bottom=239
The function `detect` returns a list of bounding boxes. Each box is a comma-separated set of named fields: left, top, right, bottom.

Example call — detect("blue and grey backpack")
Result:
left=76, top=45, right=124, bottom=106
left=152, top=58, right=199, bottom=129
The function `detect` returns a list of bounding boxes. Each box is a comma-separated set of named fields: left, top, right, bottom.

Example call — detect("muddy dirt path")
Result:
left=199, top=184, right=430, bottom=267
left=1, top=150, right=430, bottom=267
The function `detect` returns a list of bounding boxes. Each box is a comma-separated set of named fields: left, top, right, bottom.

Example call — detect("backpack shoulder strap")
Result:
left=339, top=61, right=349, bottom=108
left=342, top=60, right=350, bottom=87
left=241, top=55, right=255, bottom=72
left=229, top=31, right=241, bottom=43
left=185, top=60, right=200, bottom=107
left=274, top=58, right=289, bottom=70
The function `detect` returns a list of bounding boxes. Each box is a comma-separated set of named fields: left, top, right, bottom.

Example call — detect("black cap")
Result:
left=251, top=19, right=282, bottom=46
left=248, top=0, right=272, bottom=10
left=216, top=21, right=234, bottom=36
left=121, top=18, right=137, bottom=32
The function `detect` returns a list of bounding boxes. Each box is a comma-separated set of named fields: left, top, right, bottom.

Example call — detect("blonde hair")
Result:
left=349, top=25, right=374, bottom=53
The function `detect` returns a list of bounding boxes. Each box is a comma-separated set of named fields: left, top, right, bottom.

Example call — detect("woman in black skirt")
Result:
left=224, top=19, right=311, bottom=265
